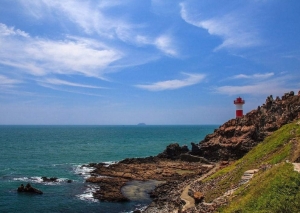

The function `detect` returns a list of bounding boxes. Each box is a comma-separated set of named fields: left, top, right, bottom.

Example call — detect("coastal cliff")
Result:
left=85, top=91, right=300, bottom=213
left=144, top=91, right=300, bottom=213
left=191, top=91, right=300, bottom=161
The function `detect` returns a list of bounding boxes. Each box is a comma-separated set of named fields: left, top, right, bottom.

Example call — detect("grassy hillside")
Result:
left=201, top=120, right=300, bottom=212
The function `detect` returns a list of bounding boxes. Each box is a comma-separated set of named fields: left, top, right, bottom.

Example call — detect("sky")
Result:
left=0, top=0, right=299, bottom=125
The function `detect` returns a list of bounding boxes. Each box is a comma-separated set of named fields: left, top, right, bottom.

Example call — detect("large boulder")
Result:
left=157, top=143, right=189, bottom=160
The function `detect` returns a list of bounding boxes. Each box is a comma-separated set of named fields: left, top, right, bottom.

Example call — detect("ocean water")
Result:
left=0, top=125, right=217, bottom=213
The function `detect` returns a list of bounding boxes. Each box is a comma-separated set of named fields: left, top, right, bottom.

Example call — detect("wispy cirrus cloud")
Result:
left=215, top=75, right=294, bottom=95
left=0, top=23, right=122, bottom=79
left=231, top=72, right=274, bottom=79
left=0, top=74, right=22, bottom=88
left=135, top=73, right=205, bottom=91
left=42, top=78, right=107, bottom=89
left=19, top=0, right=123, bottom=37
left=126, top=34, right=178, bottom=57
left=19, top=0, right=179, bottom=57
left=179, top=2, right=262, bottom=51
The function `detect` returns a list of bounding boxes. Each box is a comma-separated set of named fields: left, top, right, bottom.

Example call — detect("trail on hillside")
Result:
left=180, top=163, right=220, bottom=211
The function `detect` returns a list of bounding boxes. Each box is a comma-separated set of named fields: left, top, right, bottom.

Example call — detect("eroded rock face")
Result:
left=191, top=91, right=300, bottom=161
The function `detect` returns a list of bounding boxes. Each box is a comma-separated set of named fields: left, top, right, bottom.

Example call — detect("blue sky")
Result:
left=0, top=0, right=299, bottom=125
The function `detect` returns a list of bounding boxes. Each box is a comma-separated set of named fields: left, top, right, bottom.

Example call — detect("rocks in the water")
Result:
left=41, top=176, right=72, bottom=183
left=41, top=177, right=58, bottom=182
left=87, top=176, right=129, bottom=202
left=17, top=183, right=43, bottom=194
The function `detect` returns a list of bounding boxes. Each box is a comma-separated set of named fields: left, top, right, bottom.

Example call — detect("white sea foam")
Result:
left=120, top=205, right=147, bottom=213
left=74, top=165, right=95, bottom=179
left=13, top=176, right=70, bottom=185
left=76, top=184, right=100, bottom=203
left=103, top=161, right=117, bottom=167
left=74, top=161, right=118, bottom=177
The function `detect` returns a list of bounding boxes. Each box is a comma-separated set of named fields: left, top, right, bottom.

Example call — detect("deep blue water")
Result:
left=0, top=125, right=217, bottom=213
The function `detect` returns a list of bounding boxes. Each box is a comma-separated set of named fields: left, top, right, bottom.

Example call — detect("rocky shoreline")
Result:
left=84, top=91, right=300, bottom=212
left=85, top=148, right=215, bottom=203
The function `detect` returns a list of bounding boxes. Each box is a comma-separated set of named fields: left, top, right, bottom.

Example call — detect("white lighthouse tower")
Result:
left=234, top=97, right=245, bottom=118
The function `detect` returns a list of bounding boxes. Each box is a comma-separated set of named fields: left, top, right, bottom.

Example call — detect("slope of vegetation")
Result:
left=201, top=120, right=300, bottom=212
left=221, top=162, right=300, bottom=213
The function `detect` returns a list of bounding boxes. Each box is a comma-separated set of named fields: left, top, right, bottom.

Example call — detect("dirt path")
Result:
left=180, top=163, right=220, bottom=211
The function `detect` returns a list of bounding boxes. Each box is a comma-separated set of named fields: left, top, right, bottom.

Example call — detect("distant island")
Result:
left=137, top=123, right=146, bottom=126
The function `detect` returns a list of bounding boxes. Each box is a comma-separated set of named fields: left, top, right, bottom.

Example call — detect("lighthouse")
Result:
left=234, top=97, right=245, bottom=118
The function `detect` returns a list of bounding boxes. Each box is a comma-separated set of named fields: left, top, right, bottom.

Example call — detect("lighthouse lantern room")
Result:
left=234, top=97, right=245, bottom=118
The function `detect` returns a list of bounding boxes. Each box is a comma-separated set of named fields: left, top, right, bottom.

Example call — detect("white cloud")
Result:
left=135, top=73, right=205, bottom=91
left=0, top=23, right=29, bottom=37
left=0, top=75, right=21, bottom=87
left=0, top=23, right=122, bottom=79
left=154, top=35, right=178, bottom=57
left=232, top=72, right=274, bottom=79
left=180, top=2, right=261, bottom=51
left=214, top=76, right=293, bottom=95
left=27, top=39, right=122, bottom=77
left=43, top=78, right=106, bottom=89
left=19, top=0, right=179, bottom=57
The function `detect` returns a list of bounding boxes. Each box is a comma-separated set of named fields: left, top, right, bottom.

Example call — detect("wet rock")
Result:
left=41, top=177, right=58, bottom=182
left=17, top=183, right=43, bottom=194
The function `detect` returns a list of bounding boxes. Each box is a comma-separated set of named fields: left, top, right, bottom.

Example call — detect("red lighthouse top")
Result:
left=234, top=97, right=245, bottom=104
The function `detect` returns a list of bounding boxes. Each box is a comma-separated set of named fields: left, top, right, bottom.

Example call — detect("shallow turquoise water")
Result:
left=0, top=125, right=217, bottom=213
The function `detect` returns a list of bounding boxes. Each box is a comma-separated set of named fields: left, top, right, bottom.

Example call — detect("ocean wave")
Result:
left=74, top=161, right=118, bottom=179
left=73, top=165, right=95, bottom=179
left=76, top=184, right=100, bottom=203
left=120, top=205, right=148, bottom=213
left=13, top=176, right=71, bottom=185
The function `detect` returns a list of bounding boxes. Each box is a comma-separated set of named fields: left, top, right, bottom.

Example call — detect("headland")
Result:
left=84, top=90, right=300, bottom=212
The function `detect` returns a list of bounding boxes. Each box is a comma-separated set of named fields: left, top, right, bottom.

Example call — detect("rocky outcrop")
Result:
left=85, top=158, right=212, bottom=202
left=157, top=143, right=189, bottom=160
left=17, top=183, right=43, bottom=194
left=191, top=91, right=300, bottom=161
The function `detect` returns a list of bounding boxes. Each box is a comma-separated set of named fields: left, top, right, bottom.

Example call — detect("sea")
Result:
left=0, top=125, right=218, bottom=213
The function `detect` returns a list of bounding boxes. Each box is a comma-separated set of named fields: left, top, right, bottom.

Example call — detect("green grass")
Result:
left=220, top=163, right=300, bottom=213
left=203, top=120, right=300, bottom=203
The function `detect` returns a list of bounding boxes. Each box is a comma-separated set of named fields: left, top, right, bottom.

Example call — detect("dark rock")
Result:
left=157, top=143, right=189, bottom=160
left=17, top=183, right=43, bottom=194
left=191, top=142, right=201, bottom=155
left=180, top=153, right=210, bottom=164
left=193, top=191, right=204, bottom=204
left=41, top=177, right=58, bottom=182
